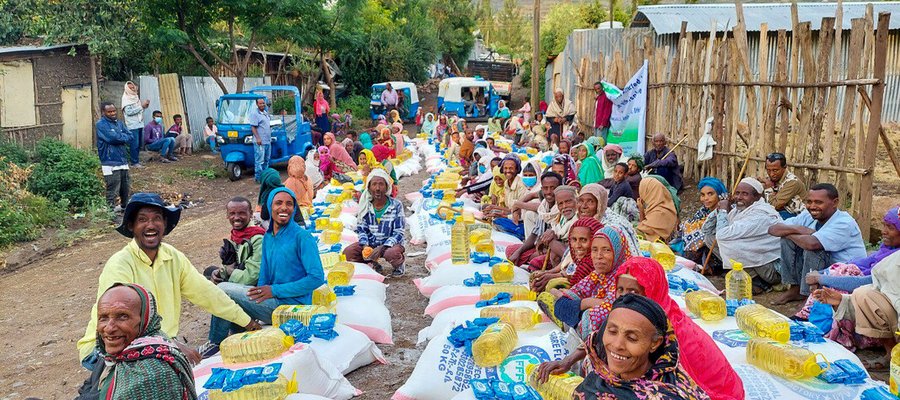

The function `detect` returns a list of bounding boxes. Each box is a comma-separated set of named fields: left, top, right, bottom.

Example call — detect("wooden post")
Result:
left=859, top=12, right=890, bottom=242
left=90, top=54, right=100, bottom=148
left=530, top=0, right=541, bottom=108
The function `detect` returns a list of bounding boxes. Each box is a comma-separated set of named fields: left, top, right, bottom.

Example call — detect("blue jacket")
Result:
left=96, top=116, right=132, bottom=167
left=259, top=187, right=325, bottom=304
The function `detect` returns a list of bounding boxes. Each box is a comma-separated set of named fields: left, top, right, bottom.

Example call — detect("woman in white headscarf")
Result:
left=305, top=149, right=325, bottom=189
left=456, top=148, right=495, bottom=198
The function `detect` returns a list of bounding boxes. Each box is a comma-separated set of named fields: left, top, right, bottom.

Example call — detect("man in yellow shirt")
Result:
left=77, top=193, right=261, bottom=367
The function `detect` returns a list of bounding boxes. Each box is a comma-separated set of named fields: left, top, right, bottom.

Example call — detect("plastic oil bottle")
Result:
left=219, top=328, right=295, bottom=365
left=649, top=242, right=676, bottom=271
left=319, top=252, right=340, bottom=268
left=471, top=322, right=518, bottom=367
left=490, top=262, right=515, bottom=283
left=327, top=254, right=355, bottom=287
left=746, top=338, right=823, bottom=379
left=474, top=238, right=495, bottom=256
left=480, top=307, right=542, bottom=330
left=725, top=260, right=753, bottom=301
left=451, top=216, right=470, bottom=264
left=312, top=285, right=337, bottom=311
left=480, top=284, right=536, bottom=301
left=469, top=228, right=492, bottom=245
left=271, top=304, right=329, bottom=328
left=208, top=373, right=297, bottom=400
left=525, top=363, right=584, bottom=400
left=684, top=290, right=727, bottom=321
left=891, top=333, right=900, bottom=395
left=734, top=304, right=791, bottom=343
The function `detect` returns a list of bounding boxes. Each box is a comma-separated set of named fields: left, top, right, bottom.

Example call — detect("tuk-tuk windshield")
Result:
left=370, top=86, right=384, bottom=104
left=218, top=98, right=257, bottom=124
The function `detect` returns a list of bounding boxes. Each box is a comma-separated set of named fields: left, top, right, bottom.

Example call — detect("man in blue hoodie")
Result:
left=96, top=101, right=133, bottom=211
left=201, top=187, right=325, bottom=356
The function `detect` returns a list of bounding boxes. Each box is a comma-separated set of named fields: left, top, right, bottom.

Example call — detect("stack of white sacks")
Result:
left=395, top=137, right=890, bottom=400
left=192, top=143, right=425, bottom=399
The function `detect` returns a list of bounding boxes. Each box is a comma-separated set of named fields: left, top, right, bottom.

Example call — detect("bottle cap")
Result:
left=730, top=259, right=744, bottom=270
left=773, top=330, right=790, bottom=343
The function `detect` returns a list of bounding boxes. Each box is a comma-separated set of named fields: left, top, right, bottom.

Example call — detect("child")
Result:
left=203, top=117, right=219, bottom=154
left=482, top=166, right=505, bottom=209
left=170, top=114, right=192, bottom=156
left=342, top=109, right=353, bottom=131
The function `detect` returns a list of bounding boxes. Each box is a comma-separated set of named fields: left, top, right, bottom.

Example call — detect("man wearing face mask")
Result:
left=144, top=110, right=177, bottom=163
left=704, top=178, right=783, bottom=294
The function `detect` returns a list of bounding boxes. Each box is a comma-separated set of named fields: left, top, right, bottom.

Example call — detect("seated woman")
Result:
left=578, top=183, right=640, bottom=254
left=304, top=149, right=325, bottom=191
left=421, top=113, right=437, bottom=136
left=324, top=132, right=357, bottom=172
left=637, top=177, right=678, bottom=242
left=284, top=155, right=313, bottom=209
left=574, top=143, right=604, bottom=186
left=79, top=283, right=196, bottom=399
left=539, top=225, right=631, bottom=341
left=676, top=177, right=727, bottom=266
left=435, top=114, right=449, bottom=140
left=485, top=137, right=505, bottom=153
left=573, top=294, right=710, bottom=400
left=531, top=217, right=603, bottom=292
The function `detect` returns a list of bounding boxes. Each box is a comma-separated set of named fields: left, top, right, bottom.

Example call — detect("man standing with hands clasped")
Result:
left=250, top=97, right=272, bottom=182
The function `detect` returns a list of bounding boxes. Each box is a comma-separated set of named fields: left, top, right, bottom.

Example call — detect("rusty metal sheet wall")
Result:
left=181, top=76, right=268, bottom=146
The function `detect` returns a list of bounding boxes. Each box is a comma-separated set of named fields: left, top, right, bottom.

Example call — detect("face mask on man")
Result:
left=478, top=165, right=487, bottom=174
left=154, top=117, right=163, bottom=124
left=522, top=176, right=537, bottom=188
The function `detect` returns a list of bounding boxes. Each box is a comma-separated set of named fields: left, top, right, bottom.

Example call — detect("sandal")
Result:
left=537, top=292, right=565, bottom=330
left=862, top=355, right=891, bottom=372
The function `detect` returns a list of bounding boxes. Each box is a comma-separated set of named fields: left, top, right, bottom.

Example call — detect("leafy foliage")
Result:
left=30, top=0, right=142, bottom=60
left=337, top=95, right=373, bottom=129
left=582, top=1, right=634, bottom=28
left=0, top=159, right=65, bottom=248
left=28, top=139, right=105, bottom=211
left=428, top=0, right=477, bottom=66
left=0, top=140, right=29, bottom=168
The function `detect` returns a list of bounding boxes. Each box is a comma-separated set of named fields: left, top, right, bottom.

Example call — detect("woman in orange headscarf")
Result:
left=284, top=155, right=313, bottom=207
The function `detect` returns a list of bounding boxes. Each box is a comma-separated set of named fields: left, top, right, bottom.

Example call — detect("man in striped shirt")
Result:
left=344, top=168, right=407, bottom=277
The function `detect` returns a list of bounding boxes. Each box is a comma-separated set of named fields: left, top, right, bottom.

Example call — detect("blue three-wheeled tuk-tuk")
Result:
left=215, top=86, right=313, bottom=181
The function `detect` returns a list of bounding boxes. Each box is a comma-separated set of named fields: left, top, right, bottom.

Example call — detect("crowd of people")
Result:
left=85, top=81, right=900, bottom=399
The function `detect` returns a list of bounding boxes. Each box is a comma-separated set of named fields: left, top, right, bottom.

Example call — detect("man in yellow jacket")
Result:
left=77, top=192, right=261, bottom=367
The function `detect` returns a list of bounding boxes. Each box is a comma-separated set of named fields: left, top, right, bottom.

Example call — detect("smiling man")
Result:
left=704, top=178, right=783, bottom=294
left=203, top=197, right=265, bottom=286
left=344, top=168, right=407, bottom=277
left=77, top=193, right=258, bottom=367
left=204, top=187, right=324, bottom=355
left=768, top=183, right=868, bottom=305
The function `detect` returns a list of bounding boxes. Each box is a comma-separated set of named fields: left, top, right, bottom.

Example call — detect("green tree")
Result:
left=0, top=0, right=29, bottom=45
left=428, top=0, right=476, bottom=69
left=490, top=0, right=530, bottom=57
left=583, top=0, right=634, bottom=27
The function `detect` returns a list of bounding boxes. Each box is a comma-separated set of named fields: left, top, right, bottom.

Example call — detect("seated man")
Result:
left=77, top=193, right=257, bottom=367
left=143, top=110, right=177, bottom=163
left=761, top=152, right=807, bottom=219
left=507, top=172, right=563, bottom=268
left=204, top=197, right=265, bottom=286
left=344, top=169, right=407, bottom=277
left=643, top=133, right=683, bottom=192
left=78, top=283, right=196, bottom=399
left=528, top=185, right=580, bottom=271
left=768, top=183, right=868, bottom=305
left=606, top=163, right=635, bottom=206
left=204, top=188, right=325, bottom=354
left=704, top=178, right=782, bottom=293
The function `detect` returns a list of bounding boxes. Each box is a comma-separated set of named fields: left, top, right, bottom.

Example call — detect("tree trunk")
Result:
left=321, top=55, right=337, bottom=108
left=90, top=54, right=100, bottom=148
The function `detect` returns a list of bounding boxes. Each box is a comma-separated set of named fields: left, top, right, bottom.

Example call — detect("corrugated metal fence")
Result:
left=139, top=75, right=268, bottom=146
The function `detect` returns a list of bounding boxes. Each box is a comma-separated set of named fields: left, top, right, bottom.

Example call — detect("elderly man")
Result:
left=545, top=89, right=575, bottom=137
left=593, top=81, right=613, bottom=141
left=526, top=184, right=579, bottom=272
left=344, top=168, right=407, bottom=276
left=77, top=193, right=259, bottom=367
left=507, top=172, right=563, bottom=268
left=760, top=152, right=807, bottom=219
left=768, top=183, right=868, bottom=305
left=204, top=197, right=265, bottom=286
left=643, top=133, right=683, bottom=192
left=96, top=101, right=133, bottom=211
left=78, top=283, right=196, bottom=399
left=704, top=178, right=783, bottom=294
left=203, top=188, right=324, bottom=355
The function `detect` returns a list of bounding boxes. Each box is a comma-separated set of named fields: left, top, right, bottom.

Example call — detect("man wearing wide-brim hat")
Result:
left=76, top=192, right=261, bottom=367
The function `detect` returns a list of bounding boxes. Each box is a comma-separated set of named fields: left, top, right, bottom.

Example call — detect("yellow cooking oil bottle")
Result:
left=525, top=363, right=584, bottom=400
left=471, top=322, right=518, bottom=367
left=480, top=306, right=542, bottom=330
left=469, top=227, right=492, bottom=245
left=746, top=338, right=824, bottom=379
left=490, top=262, right=515, bottom=283
left=891, top=332, right=900, bottom=394
left=208, top=372, right=297, bottom=400
left=319, top=252, right=340, bottom=268
left=684, top=290, right=727, bottom=321
left=271, top=304, right=328, bottom=328
left=649, top=242, right=676, bottom=271
left=735, top=304, right=790, bottom=343
left=474, top=238, right=495, bottom=256
left=725, top=260, right=753, bottom=301
left=312, top=284, right=337, bottom=311
left=220, top=328, right=295, bottom=365
left=480, top=284, right=536, bottom=301
left=327, top=254, right=355, bottom=286
left=451, top=216, right=470, bottom=264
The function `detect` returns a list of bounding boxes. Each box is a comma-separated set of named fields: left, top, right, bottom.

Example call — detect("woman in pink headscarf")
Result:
left=391, top=122, right=405, bottom=152
left=324, top=132, right=357, bottom=173
left=314, top=91, right=331, bottom=133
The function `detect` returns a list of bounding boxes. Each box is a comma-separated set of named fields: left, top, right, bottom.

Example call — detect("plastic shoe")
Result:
left=537, top=291, right=565, bottom=330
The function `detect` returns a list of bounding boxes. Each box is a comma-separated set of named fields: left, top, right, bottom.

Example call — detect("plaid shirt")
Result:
left=356, top=197, right=406, bottom=247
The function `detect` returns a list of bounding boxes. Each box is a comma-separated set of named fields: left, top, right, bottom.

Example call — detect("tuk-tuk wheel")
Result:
left=226, top=162, right=242, bottom=181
